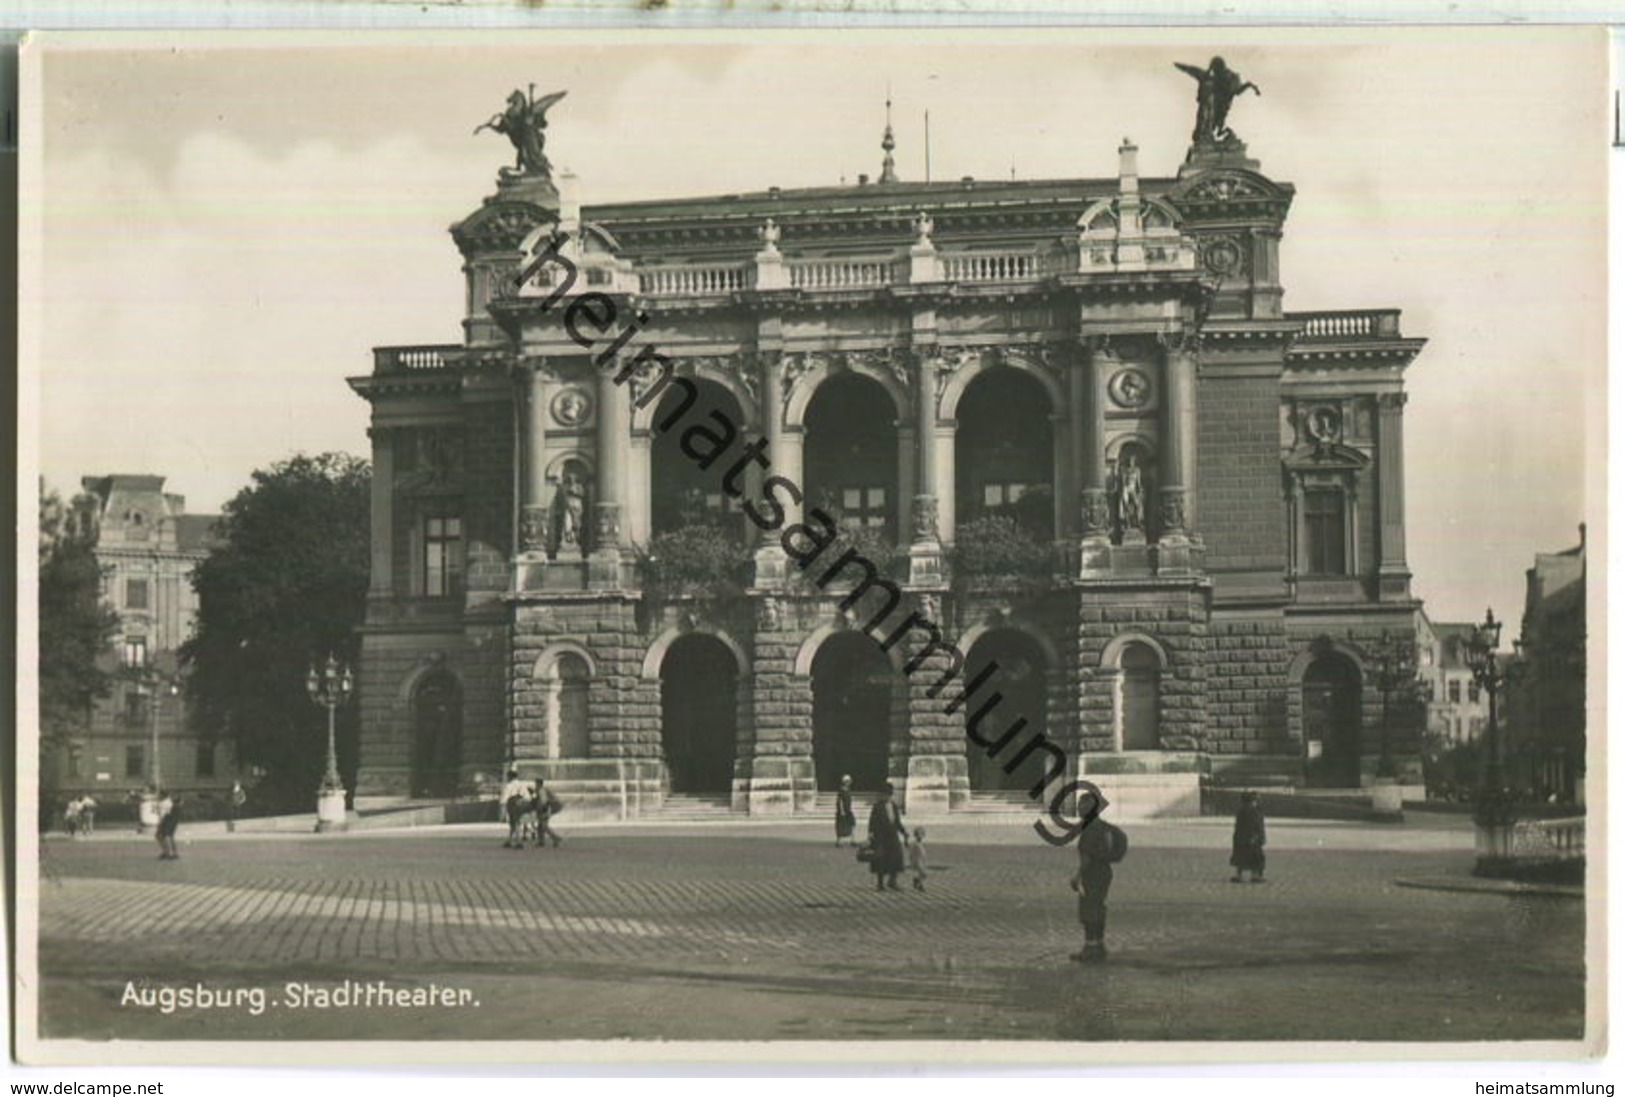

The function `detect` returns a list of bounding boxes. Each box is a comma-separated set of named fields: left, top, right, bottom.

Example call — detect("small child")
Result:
left=908, top=826, right=928, bottom=891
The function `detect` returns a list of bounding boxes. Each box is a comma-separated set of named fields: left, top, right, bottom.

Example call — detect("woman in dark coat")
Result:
left=834, top=775, right=856, bottom=847
left=1230, top=791, right=1266, bottom=883
left=867, top=783, right=908, bottom=892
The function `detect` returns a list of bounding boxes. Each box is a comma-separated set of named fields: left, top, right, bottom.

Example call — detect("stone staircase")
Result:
left=652, top=793, right=738, bottom=820
left=961, top=789, right=1037, bottom=814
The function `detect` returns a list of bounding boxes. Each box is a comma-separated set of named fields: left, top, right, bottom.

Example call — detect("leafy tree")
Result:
left=950, top=514, right=1053, bottom=591
left=180, top=453, right=370, bottom=806
left=37, top=483, right=120, bottom=752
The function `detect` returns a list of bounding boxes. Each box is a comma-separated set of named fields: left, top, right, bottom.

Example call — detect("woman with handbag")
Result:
left=834, top=775, right=856, bottom=848
left=866, top=783, right=908, bottom=892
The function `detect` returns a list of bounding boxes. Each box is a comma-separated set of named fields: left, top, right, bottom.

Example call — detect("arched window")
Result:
left=555, top=652, right=591, bottom=759
left=1116, top=641, right=1162, bottom=751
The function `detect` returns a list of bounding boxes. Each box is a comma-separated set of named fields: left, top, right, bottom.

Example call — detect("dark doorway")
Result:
left=804, top=372, right=898, bottom=540
left=963, top=629, right=1051, bottom=792
left=411, top=671, right=462, bottom=798
left=1304, top=653, right=1363, bottom=787
left=660, top=634, right=740, bottom=794
left=812, top=631, right=893, bottom=791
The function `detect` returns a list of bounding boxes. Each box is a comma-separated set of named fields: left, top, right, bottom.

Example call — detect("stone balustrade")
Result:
left=786, top=258, right=896, bottom=290
left=637, top=265, right=750, bottom=297
left=374, top=345, right=456, bottom=373
left=1512, top=816, right=1586, bottom=861
left=940, top=251, right=1044, bottom=282
left=1290, top=309, right=1404, bottom=341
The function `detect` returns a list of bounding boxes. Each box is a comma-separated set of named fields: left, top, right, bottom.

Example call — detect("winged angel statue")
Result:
left=475, top=87, right=568, bottom=178
left=1174, top=58, right=1260, bottom=145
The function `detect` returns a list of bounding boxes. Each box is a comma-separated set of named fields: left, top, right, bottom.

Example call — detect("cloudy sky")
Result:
left=24, top=27, right=1607, bottom=627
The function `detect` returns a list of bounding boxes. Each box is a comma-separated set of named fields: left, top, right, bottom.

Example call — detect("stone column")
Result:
left=933, top=420, right=956, bottom=542
left=907, top=349, right=944, bottom=585
left=753, top=351, right=794, bottom=585
left=1376, top=392, right=1411, bottom=598
left=1078, top=337, right=1111, bottom=574
left=518, top=362, right=550, bottom=556
left=591, top=361, right=627, bottom=585
left=367, top=426, right=395, bottom=596
left=913, top=350, right=940, bottom=543
left=1158, top=333, right=1199, bottom=540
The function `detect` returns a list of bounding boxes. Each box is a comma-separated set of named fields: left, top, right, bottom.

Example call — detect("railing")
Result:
left=941, top=251, right=1044, bottom=282
left=374, top=345, right=459, bottom=373
left=637, top=265, right=750, bottom=297
left=787, top=259, right=895, bottom=290
left=1511, top=816, right=1586, bottom=861
left=1290, top=309, right=1403, bottom=341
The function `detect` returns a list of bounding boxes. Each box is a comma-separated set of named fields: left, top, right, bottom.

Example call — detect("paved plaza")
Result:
left=32, top=814, right=1586, bottom=1045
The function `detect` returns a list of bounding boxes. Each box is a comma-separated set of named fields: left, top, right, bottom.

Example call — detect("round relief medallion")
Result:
left=1201, top=238, right=1243, bottom=276
left=1306, top=404, right=1342, bottom=443
left=551, top=387, right=593, bottom=427
left=1107, top=367, right=1153, bottom=410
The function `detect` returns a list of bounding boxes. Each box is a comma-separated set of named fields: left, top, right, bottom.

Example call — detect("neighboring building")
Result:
left=349, top=83, right=1428, bottom=817
left=1504, top=528, right=1586, bottom=805
left=41, top=475, right=234, bottom=804
left=1416, top=613, right=1492, bottom=746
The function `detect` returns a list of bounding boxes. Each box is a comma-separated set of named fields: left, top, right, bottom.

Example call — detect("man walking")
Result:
left=1069, top=788, right=1124, bottom=964
left=501, top=770, right=529, bottom=849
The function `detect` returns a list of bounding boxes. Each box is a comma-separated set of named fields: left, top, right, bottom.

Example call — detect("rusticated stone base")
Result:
left=902, top=753, right=969, bottom=815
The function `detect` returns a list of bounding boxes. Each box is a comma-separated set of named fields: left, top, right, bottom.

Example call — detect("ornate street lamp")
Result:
left=1463, top=607, right=1515, bottom=867
left=306, top=654, right=356, bottom=833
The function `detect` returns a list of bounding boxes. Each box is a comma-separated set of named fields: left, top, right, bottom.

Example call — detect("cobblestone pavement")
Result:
left=31, top=818, right=1587, bottom=1046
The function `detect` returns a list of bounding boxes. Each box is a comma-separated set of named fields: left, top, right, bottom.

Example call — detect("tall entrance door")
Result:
left=963, top=629, right=1050, bottom=793
left=1304, top=654, right=1363, bottom=787
left=411, top=671, right=462, bottom=798
left=812, top=632, right=893, bottom=791
left=660, top=634, right=739, bottom=794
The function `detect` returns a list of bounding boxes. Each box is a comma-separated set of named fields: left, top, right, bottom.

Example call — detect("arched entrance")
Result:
left=410, top=671, right=462, bottom=798
left=963, top=629, right=1051, bottom=792
left=812, top=631, right=893, bottom=791
left=1304, top=653, right=1363, bottom=787
left=805, top=372, right=899, bottom=540
left=660, top=634, right=739, bottom=794
left=955, top=368, right=1054, bottom=540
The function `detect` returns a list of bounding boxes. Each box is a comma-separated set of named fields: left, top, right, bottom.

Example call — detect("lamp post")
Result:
left=137, top=670, right=180, bottom=831
left=306, top=654, right=355, bottom=833
left=1464, top=607, right=1513, bottom=869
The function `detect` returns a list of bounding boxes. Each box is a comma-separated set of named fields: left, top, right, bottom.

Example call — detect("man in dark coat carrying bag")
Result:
left=1070, top=786, right=1126, bottom=964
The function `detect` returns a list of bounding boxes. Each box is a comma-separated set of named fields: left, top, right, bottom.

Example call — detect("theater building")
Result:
left=349, top=95, right=1427, bottom=817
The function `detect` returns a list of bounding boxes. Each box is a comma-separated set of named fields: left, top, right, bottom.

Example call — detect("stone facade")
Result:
left=348, top=116, right=1428, bottom=819
left=41, top=475, right=236, bottom=804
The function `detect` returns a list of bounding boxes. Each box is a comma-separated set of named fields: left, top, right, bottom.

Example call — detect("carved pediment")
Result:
left=1284, top=441, right=1369, bottom=470
left=452, top=201, right=555, bottom=255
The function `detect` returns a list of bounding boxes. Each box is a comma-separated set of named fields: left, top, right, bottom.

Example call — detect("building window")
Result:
left=423, top=516, right=463, bottom=597
left=1303, top=489, right=1347, bottom=575
left=67, top=744, right=83, bottom=778
left=126, top=578, right=150, bottom=611
left=1468, top=681, right=1481, bottom=704
left=837, top=486, right=889, bottom=531
left=196, top=741, right=216, bottom=778
left=123, top=636, right=148, bottom=669
left=125, top=745, right=145, bottom=779
left=124, top=690, right=149, bottom=728
left=1448, top=680, right=1462, bottom=704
